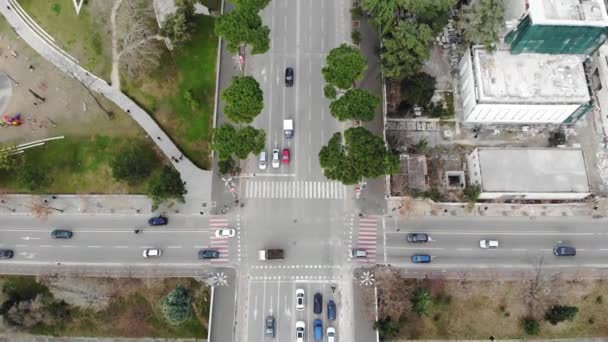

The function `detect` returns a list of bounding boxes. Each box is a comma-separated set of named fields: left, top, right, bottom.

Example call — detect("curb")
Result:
left=207, top=285, right=215, bottom=342
left=211, top=0, right=225, bottom=161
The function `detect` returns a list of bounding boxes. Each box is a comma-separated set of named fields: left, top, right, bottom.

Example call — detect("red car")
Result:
left=282, top=148, right=290, bottom=164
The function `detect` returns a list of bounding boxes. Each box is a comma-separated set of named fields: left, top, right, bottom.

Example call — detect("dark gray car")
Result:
left=265, top=315, right=275, bottom=338
left=554, top=246, right=576, bottom=256
left=407, top=233, right=428, bottom=243
left=51, top=229, right=73, bottom=239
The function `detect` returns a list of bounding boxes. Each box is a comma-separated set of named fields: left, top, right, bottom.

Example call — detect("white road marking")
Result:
left=168, top=246, right=182, bottom=249
left=61, top=245, right=75, bottom=248
left=457, top=248, right=473, bottom=251
left=385, top=246, right=445, bottom=250
left=88, top=246, right=101, bottom=248
left=40, top=245, right=52, bottom=248
left=113, top=246, right=128, bottom=249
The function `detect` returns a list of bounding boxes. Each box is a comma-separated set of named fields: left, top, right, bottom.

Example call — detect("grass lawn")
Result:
left=0, top=136, right=161, bottom=194
left=122, top=15, right=218, bottom=169
left=0, top=276, right=209, bottom=338
left=391, top=278, right=608, bottom=340
left=17, top=0, right=113, bottom=80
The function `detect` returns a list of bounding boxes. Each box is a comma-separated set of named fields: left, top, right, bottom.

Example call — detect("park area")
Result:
left=364, top=267, right=608, bottom=340
left=0, top=275, right=210, bottom=338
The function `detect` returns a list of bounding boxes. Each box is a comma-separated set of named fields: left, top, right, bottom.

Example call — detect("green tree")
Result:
left=0, top=144, right=17, bottom=171
left=324, top=85, right=337, bottom=100
left=411, top=287, right=432, bottom=316
left=463, top=184, right=481, bottom=203
left=400, top=72, right=436, bottom=110
left=218, top=157, right=241, bottom=175
left=373, top=315, right=406, bottom=340
left=228, top=0, right=270, bottom=10
left=222, top=76, right=264, bottom=123
left=362, top=0, right=401, bottom=35
left=322, top=44, right=368, bottom=90
left=381, top=21, right=433, bottom=80
left=212, top=124, right=238, bottom=161
left=522, top=317, right=540, bottom=335
left=329, top=89, right=379, bottom=121
left=147, top=166, right=187, bottom=205
left=18, top=162, right=51, bottom=191
left=161, top=285, right=192, bottom=325
left=544, top=305, right=578, bottom=325
left=319, top=127, right=400, bottom=185
left=215, top=6, right=270, bottom=54
left=235, top=126, right=266, bottom=159
left=161, top=1, right=195, bottom=44
left=456, top=0, right=505, bottom=51
left=362, top=0, right=452, bottom=35
left=111, top=143, right=158, bottom=185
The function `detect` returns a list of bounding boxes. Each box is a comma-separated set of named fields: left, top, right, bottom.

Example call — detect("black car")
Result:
left=313, top=293, right=322, bottom=314
left=327, top=300, right=336, bottom=320
left=198, top=249, right=219, bottom=259
left=285, top=67, right=294, bottom=87
left=407, top=233, right=429, bottom=243
left=0, top=249, right=13, bottom=259
left=554, top=246, right=576, bottom=256
left=265, top=315, right=275, bottom=338
left=51, top=229, right=73, bottom=239
left=148, top=215, right=168, bottom=226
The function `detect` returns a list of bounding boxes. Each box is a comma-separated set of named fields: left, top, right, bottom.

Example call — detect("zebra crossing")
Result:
left=356, top=216, right=378, bottom=264
left=243, top=180, right=347, bottom=199
left=208, top=217, right=231, bottom=263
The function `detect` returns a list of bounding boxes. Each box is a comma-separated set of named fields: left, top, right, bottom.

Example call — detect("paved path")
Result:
left=1, top=0, right=213, bottom=213
left=0, top=334, right=206, bottom=342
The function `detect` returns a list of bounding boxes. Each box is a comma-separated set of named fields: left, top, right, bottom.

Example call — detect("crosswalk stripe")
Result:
left=242, top=181, right=348, bottom=199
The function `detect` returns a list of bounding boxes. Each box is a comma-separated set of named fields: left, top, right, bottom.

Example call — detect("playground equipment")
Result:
left=1, top=113, right=23, bottom=126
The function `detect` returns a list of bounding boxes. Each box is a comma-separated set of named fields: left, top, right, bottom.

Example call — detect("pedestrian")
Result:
left=127, top=109, right=131, bottom=114
left=156, top=136, right=161, bottom=141
left=51, top=195, right=57, bottom=199
left=179, top=154, right=184, bottom=160
left=200, top=211, right=204, bottom=215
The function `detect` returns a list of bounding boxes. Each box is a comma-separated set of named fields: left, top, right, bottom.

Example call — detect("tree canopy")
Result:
left=381, top=21, right=433, bottom=80
left=362, top=0, right=452, bottom=35
left=146, top=166, right=187, bottom=206
left=456, top=0, right=505, bottom=51
left=212, top=124, right=266, bottom=160
left=215, top=1, right=270, bottom=54
left=322, top=44, right=368, bottom=90
left=544, top=305, right=578, bottom=325
left=161, top=285, right=192, bottom=325
left=319, top=127, right=400, bottom=185
left=111, top=143, right=158, bottom=185
left=160, top=0, right=196, bottom=43
left=329, top=89, right=379, bottom=121
left=221, top=76, right=264, bottom=123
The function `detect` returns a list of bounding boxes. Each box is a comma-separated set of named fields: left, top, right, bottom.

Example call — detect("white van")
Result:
left=259, top=151, right=267, bottom=170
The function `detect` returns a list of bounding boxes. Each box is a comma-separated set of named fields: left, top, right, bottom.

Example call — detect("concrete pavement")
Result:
left=1, top=0, right=213, bottom=213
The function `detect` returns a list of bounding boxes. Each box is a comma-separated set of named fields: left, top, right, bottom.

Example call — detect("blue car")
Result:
left=148, top=215, right=168, bottom=226
left=313, top=319, right=322, bottom=341
left=327, top=300, right=336, bottom=320
left=411, top=254, right=431, bottom=263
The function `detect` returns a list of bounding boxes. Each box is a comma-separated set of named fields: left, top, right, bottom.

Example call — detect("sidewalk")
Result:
left=388, top=197, right=608, bottom=217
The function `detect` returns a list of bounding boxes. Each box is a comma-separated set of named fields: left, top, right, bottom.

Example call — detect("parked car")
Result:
left=326, top=327, right=336, bottom=342
left=327, top=300, right=336, bottom=320
left=143, top=248, right=162, bottom=258
left=407, top=233, right=429, bottom=243
left=282, top=148, right=290, bottom=165
left=479, top=240, right=499, bottom=248
left=554, top=246, right=576, bottom=256
left=198, top=249, right=219, bottom=259
left=351, top=248, right=367, bottom=258
left=259, top=151, right=267, bottom=170
left=51, top=229, right=73, bottom=239
left=0, top=249, right=14, bottom=259
left=313, top=293, right=322, bottom=314
left=148, top=215, right=168, bottom=226
left=411, top=254, right=431, bottom=263
left=313, top=319, right=323, bottom=341
left=285, top=67, right=294, bottom=87
left=215, top=228, right=236, bottom=238
left=295, top=321, right=305, bottom=342
left=265, top=315, right=275, bottom=338
left=296, top=288, right=305, bottom=311
left=272, top=149, right=280, bottom=169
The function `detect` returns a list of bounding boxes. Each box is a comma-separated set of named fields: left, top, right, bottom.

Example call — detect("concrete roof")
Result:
left=473, top=48, right=590, bottom=105
left=477, top=148, right=590, bottom=193
left=0, top=73, right=12, bottom=114
left=529, top=0, right=608, bottom=27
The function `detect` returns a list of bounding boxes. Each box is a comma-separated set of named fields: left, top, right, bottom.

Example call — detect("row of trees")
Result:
left=215, top=0, right=271, bottom=54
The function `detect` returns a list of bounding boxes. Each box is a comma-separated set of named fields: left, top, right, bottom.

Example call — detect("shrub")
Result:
left=374, top=315, right=405, bottom=340
left=351, top=30, right=362, bottom=45
left=411, top=287, right=432, bottom=316
left=544, top=305, right=578, bottom=325
left=111, top=143, right=158, bottom=185
left=464, top=184, right=481, bottom=203
left=596, top=295, right=603, bottom=304
left=522, top=317, right=540, bottom=335
left=324, top=85, right=337, bottom=100
left=548, top=130, right=566, bottom=147
left=161, top=285, right=193, bottom=325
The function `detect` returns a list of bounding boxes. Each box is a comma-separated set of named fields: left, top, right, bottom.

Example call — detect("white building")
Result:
left=467, top=148, right=591, bottom=200
left=589, top=44, right=608, bottom=143
left=458, top=47, right=592, bottom=124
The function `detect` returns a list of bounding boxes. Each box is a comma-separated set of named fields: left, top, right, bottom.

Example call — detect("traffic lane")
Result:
left=247, top=280, right=294, bottom=342
left=385, top=248, right=606, bottom=267
left=209, top=268, right=236, bottom=342
left=393, top=216, right=608, bottom=233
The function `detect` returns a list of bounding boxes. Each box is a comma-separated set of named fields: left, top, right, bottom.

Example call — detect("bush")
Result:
left=351, top=30, right=362, bottom=45
left=399, top=73, right=436, bottom=113
left=544, top=305, right=578, bottom=325
left=423, top=187, right=444, bottom=202
left=18, top=162, right=51, bottom=191
left=548, top=130, right=566, bottom=147
left=111, top=143, right=158, bottom=185
left=411, top=287, right=432, bottom=316
left=147, top=166, right=187, bottom=206
left=183, top=89, right=199, bottom=110
left=522, top=317, right=540, bottom=335
left=350, top=6, right=363, bottom=19
left=374, top=315, right=405, bottom=340
left=596, top=295, right=603, bottom=304
left=463, top=184, right=481, bottom=203
left=161, top=285, right=193, bottom=325
left=324, top=85, right=337, bottom=100
left=218, top=157, right=240, bottom=175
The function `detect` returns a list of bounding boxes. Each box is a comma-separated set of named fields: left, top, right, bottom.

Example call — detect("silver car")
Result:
left=272, top=149, right=280, bottom=168
left=143, top=248, right=162, bottom=258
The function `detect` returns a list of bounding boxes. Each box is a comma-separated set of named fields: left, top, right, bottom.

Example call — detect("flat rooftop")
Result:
left=529, top=0, right=608, bottom=26
left=477, top=148, right=589, bottom=193
left=473, top=48, right=590, bottom=104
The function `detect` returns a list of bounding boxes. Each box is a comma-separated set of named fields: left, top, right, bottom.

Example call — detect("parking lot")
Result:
left=246, top=279, right=340, bottom=341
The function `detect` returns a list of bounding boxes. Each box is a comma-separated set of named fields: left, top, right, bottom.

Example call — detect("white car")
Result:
left=259, top=151, right=267, bottom=170
left=143, top=248, right=162, bottom=258
left=215, top=229, right=236, bottom=238
left=479, top=240, right=499, bottom=248
left=327, top=327, right=336, bottom=342
left=295, top=288, right=305, bottom=311
left=295, top=321, right=305, bottom=342
left=272, top=149, right=280, bottom=169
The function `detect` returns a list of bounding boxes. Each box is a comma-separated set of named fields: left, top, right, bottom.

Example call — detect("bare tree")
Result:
left=362, top=267, right=413, bottom=321
left=116, top=0, right=165, bottom=78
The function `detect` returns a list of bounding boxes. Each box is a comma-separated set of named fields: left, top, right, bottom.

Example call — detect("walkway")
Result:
left=1, top=0, right=213, bottom=214
left=0, top=334, right=205, bottom=342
